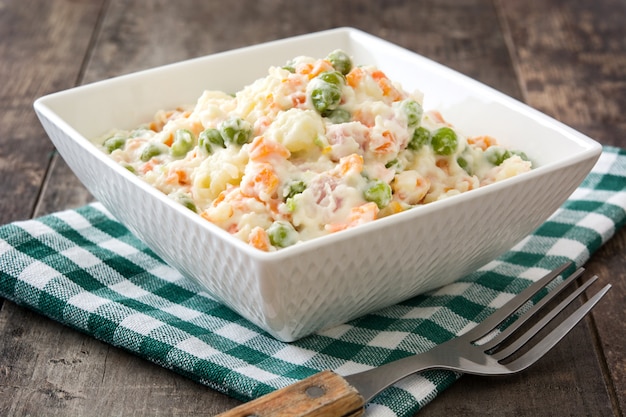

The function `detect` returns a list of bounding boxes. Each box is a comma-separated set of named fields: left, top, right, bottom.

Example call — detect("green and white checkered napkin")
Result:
left=1, top=146, right=625, bottom=416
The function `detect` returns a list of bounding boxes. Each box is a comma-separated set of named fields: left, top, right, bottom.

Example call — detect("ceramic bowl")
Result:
left=34, top=28, right=601, bottom=341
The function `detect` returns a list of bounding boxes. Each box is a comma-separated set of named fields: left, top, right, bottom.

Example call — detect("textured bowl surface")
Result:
left=34, top=28, right=601, bottom=341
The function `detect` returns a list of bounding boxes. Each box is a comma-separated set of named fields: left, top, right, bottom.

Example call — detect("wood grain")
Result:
left=216, top=370, right=364, bottom=417
left=497, top=0, right=626, bottom=147
left=497, top=1, right=626, bottom=413
left=0, top=303, right=241, bottom=416
left=0, top=0, right=105, bottom=225
left=0, top=0, right=624, bottom=416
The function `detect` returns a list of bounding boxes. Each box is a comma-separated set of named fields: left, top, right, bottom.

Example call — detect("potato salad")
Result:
left=97, top=50, right=532, bottom=251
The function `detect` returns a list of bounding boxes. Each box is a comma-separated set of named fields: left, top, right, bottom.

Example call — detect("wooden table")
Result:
left=1, top=1, right=624, bottom=415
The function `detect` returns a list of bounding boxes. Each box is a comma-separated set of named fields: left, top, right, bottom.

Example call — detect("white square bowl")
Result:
left=34, top=27, right=601, bottom=341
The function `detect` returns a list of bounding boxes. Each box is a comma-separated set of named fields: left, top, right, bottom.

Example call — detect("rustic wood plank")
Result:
left=497, top=0, right=626, bottom=414
left=0, top=0, right=107, bottom=410
left=33, top=155, right=94, bottom=217
left=0, top=0, right=105, bottom=225
left=0, top=302, right=240, bottom=416
left=1, top=0, right=623, bottom=416
left=585, top=229, right=626, bottom=415
left=496, top=0, right=626, bottom=146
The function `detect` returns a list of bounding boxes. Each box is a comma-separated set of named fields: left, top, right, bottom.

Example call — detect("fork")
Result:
left=217, top=263, right=611, bottom=417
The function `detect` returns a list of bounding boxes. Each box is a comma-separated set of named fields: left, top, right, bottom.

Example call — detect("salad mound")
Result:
left=97, top=50, right=532, bottom=251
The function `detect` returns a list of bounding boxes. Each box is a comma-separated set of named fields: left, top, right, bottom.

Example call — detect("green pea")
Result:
left=327, top=50, right=353, bottom=75
left=431, top=127, right=458, bottom=155
left=285, top=197, right=297, bottom=212
left=364, top=179, right=392, bottom=209
left=511, top=150, right=531, bottom=163
left=283, top=180, right=306, bottom=200
left=103, top=134, right=127, bottom=153
left=179, top=195, right=197, bottom=212
left=401, top=99, right=423, bottom=129
left=267, top=221, right=298, bottom=248
left=140, top=143, right=163, bottom=162
left=311, top=83, right=342, bottom=114
left=457, top=156, right=472, bottom=175
left=310, top=71, right=345, bottom=115
left=282, top=65, right=295, bottom=73
left=198, top=128, right=225, bottom=154
left=318, top=71, right=345, bottom=86
left=170, top=193, right=197, bottom=212
left=171, top=129, right=195, bottom=157
left=408, top=126, right=431, bottom=151
left=219, top=117, right=252, bottom=145
left=385, top=158, right=399, bottom=169
left=485, top=146, right=512, bottom=166
left=324, top=108, right=351, bottom=124
left=122, top=163, right=136, bottom=174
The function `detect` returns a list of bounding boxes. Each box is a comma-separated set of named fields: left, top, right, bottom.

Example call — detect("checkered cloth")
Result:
left=1, top=146, right=624, bottom=416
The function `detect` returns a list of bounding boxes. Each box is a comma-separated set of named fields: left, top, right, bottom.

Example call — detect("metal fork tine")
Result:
left=480, top=267, right=587, bottom=352
left=502, top=284, right=611, bottom=372
left=463, top=262, right=572, bottom=341
left=490, top=275, right=598, bottom=360
left=339, top=265, right=608, bottom=405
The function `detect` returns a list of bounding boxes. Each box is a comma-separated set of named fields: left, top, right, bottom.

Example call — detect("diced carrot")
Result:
left=326, top=202, right=379, bottom=232
left=291, top=92, right=307, bottom=107
left=311, top=59, right=333, bottom=77
left=436, top=158, right=450, bottom=174
left=371, top=70, right=389, bottom=84
left=467, top=135, right=498, bottom=151
left=177, top=169, right=188, bottom=184
left=241, top=163, right=280, bottom=198
left=371, top=70, right=402, bottom=101
left=335, top=153, right=364, bottom=177
left=249, top=227, right=271, bottom=251
left=296, top=59, right=333, bottom=79
left=202, top=191, right=234, bottom=223
left=373, top=130, right=396, bottom=153
left=256, top=166, right=280, bottom=192
left=346, top=67, right=365, bottom=88
left=166, top=168, right=190, bottom=185
left=248, top=136, right=290, bottom=161
left=296, top=62, right=314, bottom=76
left=163, top=132, right=174, bottom=147
left=350, top=202, right=379, bottom=222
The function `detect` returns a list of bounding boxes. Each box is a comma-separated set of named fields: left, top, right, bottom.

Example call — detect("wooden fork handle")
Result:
left=216, top=370, right=365, bottom=417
